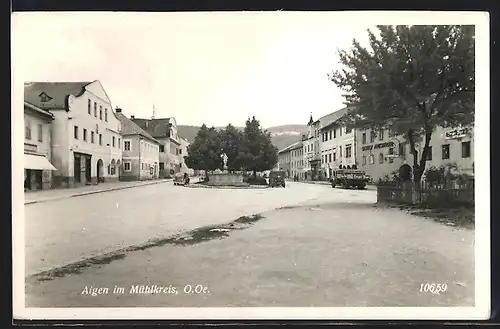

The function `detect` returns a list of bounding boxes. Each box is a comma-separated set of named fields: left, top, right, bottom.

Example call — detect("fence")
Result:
left=377, top=179, right=474, bottom=208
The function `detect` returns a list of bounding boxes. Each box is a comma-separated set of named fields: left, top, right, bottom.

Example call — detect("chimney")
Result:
left=115, top=108, right=122, bottom=113
left=131, top=115, right=135, bottom=119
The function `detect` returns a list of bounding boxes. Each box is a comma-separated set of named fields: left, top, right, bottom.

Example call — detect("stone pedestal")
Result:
left=207, top=173, right=244, bottom=186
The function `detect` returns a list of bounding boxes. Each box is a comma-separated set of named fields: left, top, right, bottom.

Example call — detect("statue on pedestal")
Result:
left=221, top=153, right=228, bottom=171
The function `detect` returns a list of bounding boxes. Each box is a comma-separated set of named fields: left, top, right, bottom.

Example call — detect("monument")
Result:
left=206, top=153, right=245, bottom=186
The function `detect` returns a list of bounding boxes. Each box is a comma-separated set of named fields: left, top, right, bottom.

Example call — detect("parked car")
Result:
left=174, top=172, right=190, bottom=186
left=269, top=170, right=286, bottom=188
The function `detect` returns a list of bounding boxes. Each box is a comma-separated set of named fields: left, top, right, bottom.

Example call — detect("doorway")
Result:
left=74, top=154, right=81, bottom=183
left=97, top=159, right=104, bottom=183
left=85, top=157, right=92, bottom=184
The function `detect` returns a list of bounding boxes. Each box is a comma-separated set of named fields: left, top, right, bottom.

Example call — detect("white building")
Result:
left=318, top=107, right=356, bottom=179
left=24, top=81, right=122, bottom=187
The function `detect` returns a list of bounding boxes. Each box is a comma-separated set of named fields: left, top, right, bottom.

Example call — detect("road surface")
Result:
left=24, top=181, right=474, bottom=307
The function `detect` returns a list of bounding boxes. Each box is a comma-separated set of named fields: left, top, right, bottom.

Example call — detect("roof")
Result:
left=115, top=112, right=159, bottom=144
left=319, top=107, right=351, bottom=131
left=131, top=118, right=171, bottom=138
left=24, top=101, right=54, bottom=119
left=278, top=140, right=303, bottom=154
left=24, top=82, right=92, bottom=109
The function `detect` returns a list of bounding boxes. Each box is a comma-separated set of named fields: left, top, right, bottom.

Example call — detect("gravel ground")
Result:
left=25, top=191, right=474, bottom=307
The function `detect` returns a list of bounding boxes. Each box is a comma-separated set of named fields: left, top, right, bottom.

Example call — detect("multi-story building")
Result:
left=318, top=107, right=357, bottom=179
left=24, top=101, right=57, bottom=190
left=179, top=137, right=194, bottom=175
left=289, top=141, right=304, bottom=180
left=355, top=125, right=474, bottom=182
left=132, top=117, right=184, bottom=177
left=277, top=146, right=292, bottom=178
left=115, top=109, right=160, bottom=181
left=24, top=81, right=122, bottom=187
left=302, top=114, right=321, bottom=180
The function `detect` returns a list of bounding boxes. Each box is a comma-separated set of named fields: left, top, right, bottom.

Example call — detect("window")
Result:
left=99, top=134, right=102, bottom=145
left=339, top=146, right=342, bottom=158
left=346, top=127, right=352, bottom=134
left=370, top=131, right=376, bottom=143
left=333, top=129, right=337, bottom=138
left=74, top=126, right=79, bottom=139
left=118, top=138, right=121, bottom=148
left=112, top=136, right=116, bottom=147
left=83, top=129, right=87, bottom=142
left=427, top=146, right=432, bottom=160
left=105, top=109, right=108, bottom=122
left=99, top=106, right=103, bottom=120
left=398, top=143, right=406, bottom=156
left=339, top=128, right=343, bottom=136
left=88, top=99, right=91, bottom=114
left=379, top=129, right=384, bottom=141
left=442, top=144, right=450, bottom=159
left=462, top=141, right=471, bottom=158
left=369, top=154, right=375, bottom=164
left=179, top=148, right=182, bottom=155
left=362, top=155, right=367, bottom=165
left=379, top=153, right=384, bottom=164
left=159, top=145, right=165, bottom=152
left=159, top=162, right=165, bottom=170
left=388, top=147, right=394, bottom=163
left=345, top=145, right=352, bottom=158
left=91, top=131, right=95, bottom=143
left=328, top=131, right=332, bottom=139
left=333, top=152, right=336, bottom=162
left=124, top=141, right=131, bottom=151
left=37, top=123, right=43, bottom=142
left=124, top=162, right=131, bottom=172
left=94, top=102, right=97, bottom=117
left=362, top=132, right=366, bottom=144
left=25, top=120, right=31, bottom=139
left=329, top=153, right=332, bottom=162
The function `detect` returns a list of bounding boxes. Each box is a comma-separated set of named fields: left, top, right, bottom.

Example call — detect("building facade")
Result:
left=318, top=107, right=356, bottom=179
left=24, top=81, right=122, bottom=187
left=302, top=115, right=321, bottom=180
left=115, top=109, right=160, bottom=181
left=179, top=137, right=194, bottom=175
left=132, top=117, right=184, bottom=178
left=277, top=147, right=292, bottom=178
left=289, top=141, right=304, bottom=180
left=24, top=101, right=57, bottom=190
left=355, top=125, right=474, bottom=182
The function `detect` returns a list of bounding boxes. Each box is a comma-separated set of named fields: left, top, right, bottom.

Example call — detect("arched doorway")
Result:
left=116, top=160, right=121, bottom=178
left=111, top=159, right=116, bottom=176
left=97, top=159, right=104, bottom=183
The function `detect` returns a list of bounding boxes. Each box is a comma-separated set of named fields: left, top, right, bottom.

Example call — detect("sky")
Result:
left=12, top=11, right=483, bottom=128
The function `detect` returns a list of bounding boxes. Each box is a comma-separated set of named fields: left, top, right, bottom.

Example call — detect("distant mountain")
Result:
left=177, top=124, right=308, bottom=151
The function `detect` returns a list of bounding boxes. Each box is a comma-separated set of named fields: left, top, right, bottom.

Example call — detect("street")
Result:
left=25, top=181, right=474, bottom=307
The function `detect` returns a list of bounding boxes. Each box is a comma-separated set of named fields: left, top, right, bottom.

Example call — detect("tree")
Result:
left=219, top=124, right=246, bottom=172
left=184, top=124, right=224, bottom=174
left=330, top=25, right=474, bottom=183
left=241, top=116, right=279, bottom=176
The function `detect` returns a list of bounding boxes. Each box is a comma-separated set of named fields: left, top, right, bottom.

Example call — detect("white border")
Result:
left=12, top=11, right=490, bottom=320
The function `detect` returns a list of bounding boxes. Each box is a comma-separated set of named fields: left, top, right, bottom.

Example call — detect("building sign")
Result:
left=445, top=127, right=470, bottom=140
left=361, top=141, right=394, bottom=151
left=24, top=143, right=37, bottom=153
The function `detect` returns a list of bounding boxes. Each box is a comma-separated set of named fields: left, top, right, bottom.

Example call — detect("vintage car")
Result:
left=174, top=172, right=190, bottom=186
left=331, top=169, right=368, bottom=189
left=269, top=170, right=286, bottom=188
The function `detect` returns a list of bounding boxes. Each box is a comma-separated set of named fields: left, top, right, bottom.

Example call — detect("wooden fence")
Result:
left=377, top=179, right=474, bottom=208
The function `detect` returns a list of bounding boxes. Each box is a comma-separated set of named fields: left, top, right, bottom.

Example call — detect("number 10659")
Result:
left=420, top=283, right=447, bottom=294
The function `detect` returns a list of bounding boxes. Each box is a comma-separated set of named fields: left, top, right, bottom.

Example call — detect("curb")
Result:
left=186, top=184, right=270, bottom=189
left=24, top=180, right=171, bottom=205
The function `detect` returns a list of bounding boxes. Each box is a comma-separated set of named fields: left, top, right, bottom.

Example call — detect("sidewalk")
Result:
left=24, top=179, right=171, bottom=205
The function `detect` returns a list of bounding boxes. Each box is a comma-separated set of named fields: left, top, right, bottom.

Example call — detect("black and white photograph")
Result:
left=12, top=11, right=490, bottom=320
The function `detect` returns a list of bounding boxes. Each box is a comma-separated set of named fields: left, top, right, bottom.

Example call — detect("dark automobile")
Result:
left=269, top=170, right=286, bottom=188
left=174, top=172, right=190, bottom=186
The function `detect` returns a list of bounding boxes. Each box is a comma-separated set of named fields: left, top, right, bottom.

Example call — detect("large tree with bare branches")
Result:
left=330, top=25, right=475, bottom=183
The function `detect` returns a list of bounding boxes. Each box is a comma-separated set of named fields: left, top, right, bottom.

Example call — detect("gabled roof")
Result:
left=24, top=101, right=54, bottom=120
left=132, top=118, right=171, bottom=138
left=115, top=112, right=159, bottom=144
left=278, top=140, right=303, bottom=154
left=24, top=81, right=92, bottom=109
left=319, top=107, right=351, bottom=131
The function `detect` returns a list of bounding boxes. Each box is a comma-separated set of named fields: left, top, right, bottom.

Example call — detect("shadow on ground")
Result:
left=29, top=214, right=264, bottom=283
